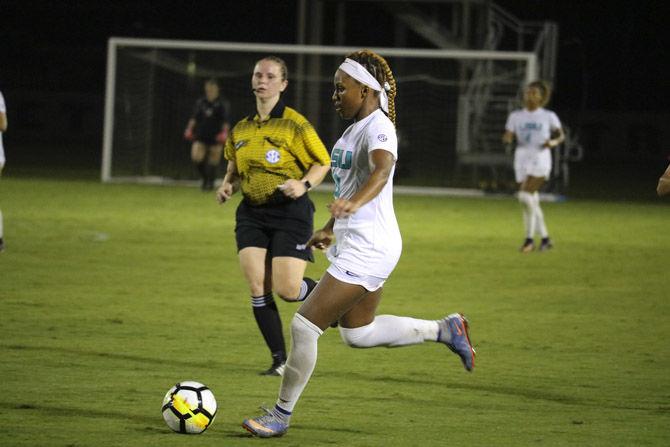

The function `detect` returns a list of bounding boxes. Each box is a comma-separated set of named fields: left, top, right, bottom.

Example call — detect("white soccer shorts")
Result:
left=514, top=147, right=552, bottom=183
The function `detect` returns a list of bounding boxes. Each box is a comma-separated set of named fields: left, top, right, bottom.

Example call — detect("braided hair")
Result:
left=345, top=50, right=397, bottom=125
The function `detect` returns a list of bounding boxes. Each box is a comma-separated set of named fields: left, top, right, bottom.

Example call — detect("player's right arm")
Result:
left=217, top=160, right=240, bottom=204
left=183, top=118, right=196, bottom=140
left=308, top=218, right=335, bottom=251
left=657, top=164, right=670, bottom=196
left=502, top=130, right=514, bottom=145
left=502, top=111, right=516, bottom=146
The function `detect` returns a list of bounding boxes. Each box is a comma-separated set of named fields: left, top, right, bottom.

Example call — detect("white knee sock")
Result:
left=276, top=313, right=323, bottom=414
left=532, top=192, right=549, bottom=238
left=339, top=315, right=439, bottom=348
left=517, top=191, right=536, bottom=238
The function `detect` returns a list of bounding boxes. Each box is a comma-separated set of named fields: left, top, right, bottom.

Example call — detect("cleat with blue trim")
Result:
left=242, top=407, right=289, bottom=438
left=438, top=313, right=476, bottom=372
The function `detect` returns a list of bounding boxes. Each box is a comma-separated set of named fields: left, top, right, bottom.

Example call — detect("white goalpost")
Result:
left=102, top=37, right=537, bottom=189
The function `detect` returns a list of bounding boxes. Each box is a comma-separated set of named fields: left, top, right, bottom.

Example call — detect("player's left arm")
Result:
left=0, top=110, right=7, bottom=132
left=328, top=149, right=394, bottom=219
left=544, top=126, right=565, bottom=149
left=657, top=164, right=670, bottom=196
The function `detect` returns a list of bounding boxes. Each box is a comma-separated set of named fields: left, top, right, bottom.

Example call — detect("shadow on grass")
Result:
left=323, top=370, right=586, bottom=407
left=9, top=401, right=158, bottom=426
left=0, top=343, right=259, bottom=374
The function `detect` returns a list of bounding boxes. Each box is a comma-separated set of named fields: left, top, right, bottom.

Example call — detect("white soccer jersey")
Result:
left=0, top=90, right=6, bottom=167
left=326, top=109, right=402, bottom=278
left=505, top=107, right=562, bottom=150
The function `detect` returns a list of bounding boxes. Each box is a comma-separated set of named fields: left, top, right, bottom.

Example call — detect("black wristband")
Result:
left=303, top=180, right=312, bottom=191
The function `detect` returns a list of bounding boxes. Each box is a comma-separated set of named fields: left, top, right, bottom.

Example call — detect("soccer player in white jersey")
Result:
left=242, top=50, right=476, bottom=438
left=503, top=80, right=565, bottom=253
left=0, top=90, right=7, bottom=252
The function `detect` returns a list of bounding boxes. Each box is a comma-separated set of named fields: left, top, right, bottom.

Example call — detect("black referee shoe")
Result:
left=260, top=360, right=286, bottom=376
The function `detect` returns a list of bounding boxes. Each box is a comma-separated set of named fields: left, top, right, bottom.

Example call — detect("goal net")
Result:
left=102, top=38, right=536, bottom=188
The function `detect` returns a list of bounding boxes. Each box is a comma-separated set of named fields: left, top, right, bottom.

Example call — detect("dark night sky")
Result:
left=1, top=0, right=668, bottom=113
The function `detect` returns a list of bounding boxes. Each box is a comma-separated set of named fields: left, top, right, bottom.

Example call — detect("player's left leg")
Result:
left=0, top=163, right=4, bottom=252
left=203, top=144, right=223, bottom=191
left=337, top=287, right=475, bottom=371
left=522, top=176, right=552, bottom=251
left=269, top=198, right=318, bottom=303
left=272, top=256, right=317, bottom=302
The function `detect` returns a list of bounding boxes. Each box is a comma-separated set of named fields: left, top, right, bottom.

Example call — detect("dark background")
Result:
left=1, top=0, right=668, bottom=198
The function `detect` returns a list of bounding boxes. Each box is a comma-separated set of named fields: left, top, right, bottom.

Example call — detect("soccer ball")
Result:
left=161, top=381, right=217, bottom=434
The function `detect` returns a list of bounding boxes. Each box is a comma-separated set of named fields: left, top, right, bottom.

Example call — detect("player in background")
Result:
left=242, top=50, right=475, bottom=438
left=503, top=80, right=565, bottom=253
left=0, top=90, right=7, bottom=252
left=656, top=163, right=670, bottom=196
left=184, top=78, right=231, bottom=191
left=217, top=56, right=331, bottom=376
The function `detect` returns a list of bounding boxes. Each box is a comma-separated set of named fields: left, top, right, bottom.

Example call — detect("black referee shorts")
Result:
left=235, top=194, right=315, bottom=262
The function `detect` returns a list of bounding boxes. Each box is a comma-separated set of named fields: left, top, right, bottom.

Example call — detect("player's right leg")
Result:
left=243, top=274, right=368, bottom=437
left=520, top=176, right=548, bottom=252
left=515, top=150, right=536, bottom=252
left=190, top=142, right=207, bottom=189
left=239, top=247, right=287, bottom=376
left=0, top=162, right=4, bottom=252
left=236, top=202, right=288, bottom=375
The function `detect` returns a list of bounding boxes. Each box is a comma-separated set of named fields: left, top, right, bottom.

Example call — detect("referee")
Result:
left=217, top=56, right=330, bottom=376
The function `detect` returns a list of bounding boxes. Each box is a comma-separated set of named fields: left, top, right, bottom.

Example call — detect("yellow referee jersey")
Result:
left=224, top=101, right=330, bottom=205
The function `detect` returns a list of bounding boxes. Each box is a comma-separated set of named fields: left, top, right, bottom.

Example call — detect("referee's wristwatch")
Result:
left=302, top=180, right=312, bottom=192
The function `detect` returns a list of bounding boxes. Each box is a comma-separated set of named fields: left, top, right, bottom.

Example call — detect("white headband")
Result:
left=338, top=58, right=389, bottom=113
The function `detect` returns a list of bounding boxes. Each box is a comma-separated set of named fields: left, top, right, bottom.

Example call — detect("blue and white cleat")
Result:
left=242, top=407, right=289, bottom=438
left=438, top=313, right=476, bottom=372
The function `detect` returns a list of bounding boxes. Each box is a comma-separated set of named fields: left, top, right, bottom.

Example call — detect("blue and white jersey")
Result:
left=505, top=107, right=562, bottom=151
left=327, top=109, right=402, bottom=278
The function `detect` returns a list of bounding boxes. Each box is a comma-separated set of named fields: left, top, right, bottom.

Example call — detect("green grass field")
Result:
left=1, top=175, right=668, bottom=446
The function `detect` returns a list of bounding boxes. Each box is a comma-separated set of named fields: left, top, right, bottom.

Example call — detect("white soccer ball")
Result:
left=161, top=381, right=217, bottom=434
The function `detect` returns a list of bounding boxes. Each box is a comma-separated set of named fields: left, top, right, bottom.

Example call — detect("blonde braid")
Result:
left=371, top=53, right=397, bottom=126
left=346, top=50, right=397, bottom=126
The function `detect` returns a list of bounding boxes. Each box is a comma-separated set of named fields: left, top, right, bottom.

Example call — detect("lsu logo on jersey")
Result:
left=265, top=149, right=281, bottom=164
left=331, top=148, right=352, bottom=169
left=522, top=122, right=543, bottom=130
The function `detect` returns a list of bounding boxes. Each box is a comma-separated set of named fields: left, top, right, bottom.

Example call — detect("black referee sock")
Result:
left=297, top=277, right=317, bottom=301
left=251, top=293, right=286, bottom=360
